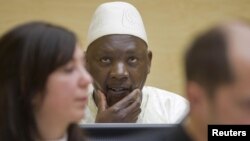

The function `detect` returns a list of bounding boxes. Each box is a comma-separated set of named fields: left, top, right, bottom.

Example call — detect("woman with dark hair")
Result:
left=0, top=22, right=92, bottom=141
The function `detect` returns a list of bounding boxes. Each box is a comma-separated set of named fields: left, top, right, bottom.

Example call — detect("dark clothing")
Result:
left=159, top=124, right=193, bottom=141
left=132, top=124, right=192, bottom=141
left=85, top=124, right=193, bottom=141
left=127, top=124, right=193, bottom=141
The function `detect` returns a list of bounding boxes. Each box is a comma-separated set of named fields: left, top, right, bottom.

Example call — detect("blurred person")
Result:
left=0, top=22, right=92, bottom=141
left=82, top=1, right=189, bottom=123
left=155, top=21, right=250, bottom=141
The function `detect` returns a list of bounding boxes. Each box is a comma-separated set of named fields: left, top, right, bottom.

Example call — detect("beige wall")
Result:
left=1, top=0, right=250, bottom=96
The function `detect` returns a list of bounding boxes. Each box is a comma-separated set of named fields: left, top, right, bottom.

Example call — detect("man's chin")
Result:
left=106, top=91, right=130, bottom=107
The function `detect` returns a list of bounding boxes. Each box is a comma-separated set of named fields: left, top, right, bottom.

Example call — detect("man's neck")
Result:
left=183, top=117, right=207, bottom=141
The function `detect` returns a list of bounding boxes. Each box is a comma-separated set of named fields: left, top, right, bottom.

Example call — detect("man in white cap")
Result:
left=82, top=1, right=189, bottom=123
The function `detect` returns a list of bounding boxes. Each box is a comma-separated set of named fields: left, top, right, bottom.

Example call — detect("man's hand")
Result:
left=95, top=89, right=142, bottom=123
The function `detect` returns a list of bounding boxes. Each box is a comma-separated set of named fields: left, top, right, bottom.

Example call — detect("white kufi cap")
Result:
left=86, top=1, right=148, bottom=47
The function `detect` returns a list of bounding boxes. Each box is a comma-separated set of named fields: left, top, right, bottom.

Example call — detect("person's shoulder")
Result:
left=142, top=86, right=189, bottom=123
left=142, top=86, right=187, bottom=102
left=142, top=86, right=189, bottom=113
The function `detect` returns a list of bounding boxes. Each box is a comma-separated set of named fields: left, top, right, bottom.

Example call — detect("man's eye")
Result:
left=100, top=58, right=111, bottom=63
left=128, top=57, right=138, bottom=63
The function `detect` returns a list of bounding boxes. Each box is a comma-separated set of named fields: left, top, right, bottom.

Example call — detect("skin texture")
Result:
left=185, top=22, right=250, bottom=141
left=86, top=34, right=152, bottom=122
left=33, top=46, right=92, bottom=139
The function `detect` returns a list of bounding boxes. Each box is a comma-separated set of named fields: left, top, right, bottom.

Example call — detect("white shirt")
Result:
left=80, top=85, right=189, bottom=124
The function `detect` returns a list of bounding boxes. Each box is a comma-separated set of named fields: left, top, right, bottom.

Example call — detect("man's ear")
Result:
left=186, top=81, right=207, bottom=113
left=83, top=51, right=90, bottom=71
left=147, top=50, right=152, bottom=74
left=83, top=51, right=87, bottom=61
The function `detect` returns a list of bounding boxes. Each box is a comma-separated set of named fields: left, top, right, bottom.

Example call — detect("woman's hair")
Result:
left=0, top=22, right=84, bottom=141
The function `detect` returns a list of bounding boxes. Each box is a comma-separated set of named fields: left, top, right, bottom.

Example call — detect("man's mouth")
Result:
left=107, top=87, right=130, bottom=95
left=105, top=86, right=132, bottom=106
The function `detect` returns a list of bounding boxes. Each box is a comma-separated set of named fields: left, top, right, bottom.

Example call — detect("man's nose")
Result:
left=110, top=62, right=129, bottom=80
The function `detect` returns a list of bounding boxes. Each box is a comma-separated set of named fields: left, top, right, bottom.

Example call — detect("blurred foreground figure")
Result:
left=0, top=22, right=92, bottom=141
left=155, top=21, right=250, bottom=141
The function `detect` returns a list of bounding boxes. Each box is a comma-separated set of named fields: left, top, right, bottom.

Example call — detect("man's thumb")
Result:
left=96, top=90, right=107, bottom=112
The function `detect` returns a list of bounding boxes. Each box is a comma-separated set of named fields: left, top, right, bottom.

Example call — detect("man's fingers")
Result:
left=123, top=93, right=142, bottom=122
left=126, top=107, right=141, bottom=122
left=95, top=90, right=107, bottom=112
left=123, top=95, right=141, bottom=114
left=114, top=89, right=141, bottom=109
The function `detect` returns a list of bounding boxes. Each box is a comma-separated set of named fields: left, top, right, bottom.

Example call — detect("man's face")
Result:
left=205, top=23, right=250, bottom=124
left=189, top=23, right=250, bottom=126
left=86, top=34, right=152, bottom=106
left=210, top=81, right=250, bottom=124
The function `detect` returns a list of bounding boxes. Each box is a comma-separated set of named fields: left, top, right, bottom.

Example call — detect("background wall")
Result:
left=1, top=0, right=250, bottom=96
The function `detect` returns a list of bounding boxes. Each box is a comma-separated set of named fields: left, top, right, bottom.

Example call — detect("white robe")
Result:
left=80, top=85, right=189, bottom=124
